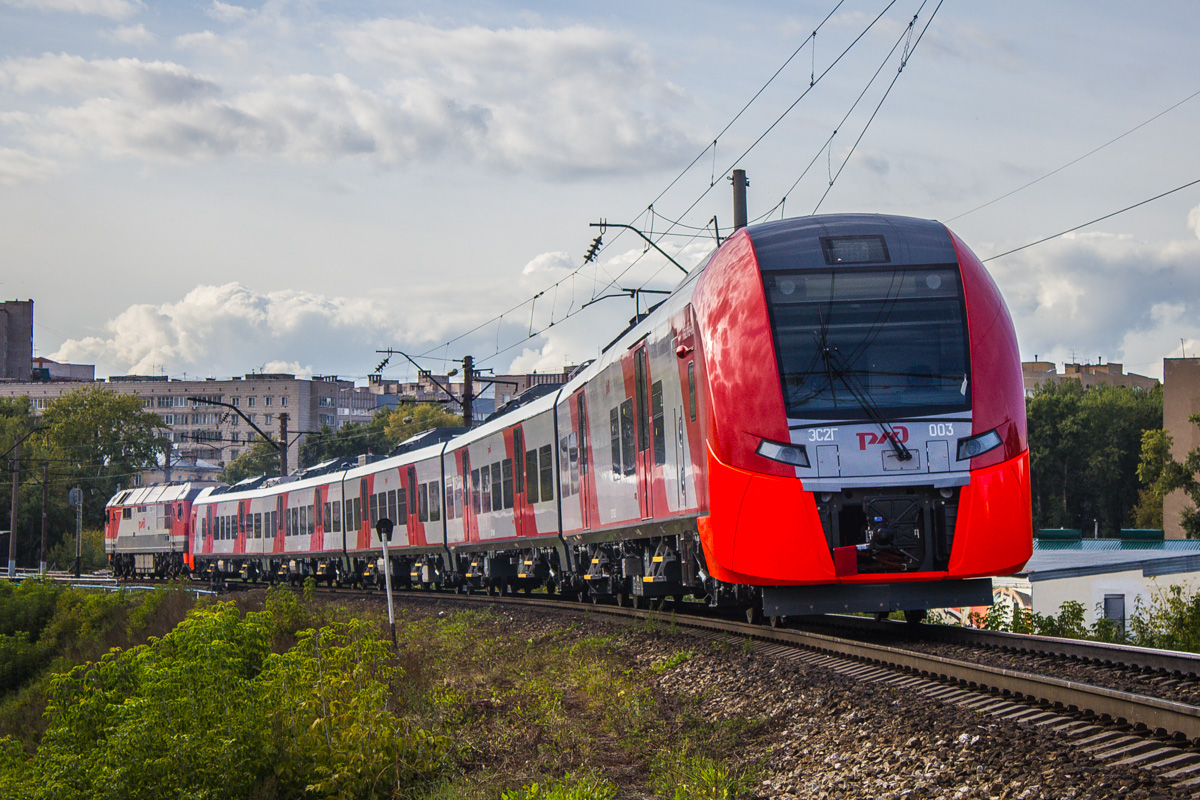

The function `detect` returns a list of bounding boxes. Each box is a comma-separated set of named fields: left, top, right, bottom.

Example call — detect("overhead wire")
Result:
left=948, top=86, right=1200, bottom=223
left=404, top=0, right=886, bottom=370
left=983, top=176, right=1200, bottom=262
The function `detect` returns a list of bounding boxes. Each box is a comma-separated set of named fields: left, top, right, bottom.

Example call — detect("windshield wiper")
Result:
left=814, top=334, right=913, bottom=462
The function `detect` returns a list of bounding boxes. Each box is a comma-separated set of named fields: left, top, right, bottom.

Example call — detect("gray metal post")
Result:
left=732, top=169, right=749, bottom=229
left=39, top=462, right=47, bottom=575
left=279, top=412, right=289, bottom=477
left=462, top=355, right=473, bottom=428
left=74, top=488, right=82, bottom=578
left=380, top=531, right=396, bottom=646
left=8, top=442, right=18, bottom=578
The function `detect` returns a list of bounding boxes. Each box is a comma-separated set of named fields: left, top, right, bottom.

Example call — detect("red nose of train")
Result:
left=689, top=216, right=1031, bottom=587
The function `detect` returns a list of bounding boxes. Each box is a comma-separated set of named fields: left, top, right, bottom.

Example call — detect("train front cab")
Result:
left=690, top=215, right=1032, bottom=617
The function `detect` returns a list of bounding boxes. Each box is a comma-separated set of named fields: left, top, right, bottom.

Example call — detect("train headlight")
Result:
left=956, top=428, right=1003, bottom=461
left=756, top=438, right=810, bottom=468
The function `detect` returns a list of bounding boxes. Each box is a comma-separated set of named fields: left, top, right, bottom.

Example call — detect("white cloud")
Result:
left=207, top=1, right=248, bottom=23
left=0, top=21, right=700, bottom=178
left=986, top=220, right=1200, bottom=380
left=1, top=0, right=140, bottom=18
left=0, top=146, right=59, bottom=185
left=1188, top=204, right=1200, bottom=240
left=107, top=23, right=154, bottom=45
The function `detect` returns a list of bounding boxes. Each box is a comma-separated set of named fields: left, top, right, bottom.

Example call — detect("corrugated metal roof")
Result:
left=1022, top=539, right=1200, bottom=582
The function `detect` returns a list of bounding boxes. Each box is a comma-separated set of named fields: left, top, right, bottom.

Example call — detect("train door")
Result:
left=575, top=392, right=593, bottom=529
left=406, top=466, right=419, bottom=542
left=634, top=345, right=653, bottom=519
left=513, top=427, right=531, bottom=537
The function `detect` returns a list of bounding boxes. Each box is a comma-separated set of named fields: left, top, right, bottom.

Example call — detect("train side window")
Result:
left=570, top=432, right=580, bottom=495
left=369, top=493, right=378, bottom=526
left=471, top=469, right=482, bottom=513
left=610, top=408, right=621, bottom=476
left=525, top=449, right=539, bottom=503
left=254, top=513, right=262, bottom=538
left=387, top=490, right=396, bottom=522
left=299, top=506, right=307, bottom=538
left=445, top=483, right=455, bottom=520
left=491, top=462, right=503, bottom=511
left=502, top=458, right=514, bottom=509
left=538, top=444, right=553, bottom=502
left=397, top=488, right=407, bottom=522
left=651, top=381, right=666, bottom=465
left=430, top=481, right=441, bottom=522
left=123, top=507, right=132, bottom=519
left=323, top=502, right=331, bottom=531
left=308, top=505, right=315, bottom=536
left=479, top=466, right=490, bottom=513
left=314, top=500, right=322, bottom=529
left=418, top=483, right=429, bottom=522
left=331, top=501, right=341, bottom=532
left=353, top=497, right=362, bottom=530
left=620, top=399, right=636, bottom=475
left=455, top=476, right=463, bottom=519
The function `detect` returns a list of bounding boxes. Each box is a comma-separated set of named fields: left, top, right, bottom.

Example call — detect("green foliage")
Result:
left=0, top=602, right=451, bottom=800
left=300, top=410, right=396, bottom=467
left=39, top=386, right=168, bottom=529
left=219, top=438, right=283, bottom=483
left=969, top=599, right=1088, bottom=639
left=1133, top=428, right=1171, bottom=529
left=44, top=529, right=106, bottom=574
left=1125, top=585, right=1200, bottom=652
left=650, top=748, right=759, bottom=800
left=1137, top=413, right=1200, bottom=539
left=382, top=403, right=464, bottom=446
left=1026, top=382, right=1162, bottom=536
left=502, top=773, right=618, bottom=800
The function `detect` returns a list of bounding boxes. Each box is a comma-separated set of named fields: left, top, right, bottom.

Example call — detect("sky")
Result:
left=1, top=0, right=1198, bottom=385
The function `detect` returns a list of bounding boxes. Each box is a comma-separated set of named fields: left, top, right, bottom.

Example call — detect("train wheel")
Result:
left=485, top=583, right=496, bottom=597
left=768, top=616, right=786, bottom=629
left=745, top=606, right=763, bottom=626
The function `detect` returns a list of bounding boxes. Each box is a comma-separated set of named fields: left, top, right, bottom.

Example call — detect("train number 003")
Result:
left=928, top=423, right=955, bottom=437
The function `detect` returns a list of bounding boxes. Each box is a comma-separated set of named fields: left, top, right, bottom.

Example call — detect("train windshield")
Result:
left=763, top=266, right=970, bottom=420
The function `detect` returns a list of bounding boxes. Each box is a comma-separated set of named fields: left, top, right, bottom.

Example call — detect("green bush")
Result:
left=0, top=602, right=451, bottom=799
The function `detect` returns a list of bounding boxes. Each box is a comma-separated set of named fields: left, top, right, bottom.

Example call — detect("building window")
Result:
left=265, top=414, right=274, bottom=424
left=265, top=396, right=273, bottom=407
left=231, top=397, right=240, bottom=407
left=248, top=397, right=256, bottom=407
left=281, top=396, right=288, bottom=407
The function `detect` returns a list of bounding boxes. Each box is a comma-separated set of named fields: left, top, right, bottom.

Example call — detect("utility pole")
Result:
left=73, top=487, right=82, bottom=578
left=39, top=463, right=47, bottom=576
left=8, top=442, right=18, bottom=578
left=163, top=439, right=173, bottom=483
left=279, top=413, right=289, bottom=477
left=462, top=355, right=474, bottom=429
left=732, top=168, right=749, bottom=230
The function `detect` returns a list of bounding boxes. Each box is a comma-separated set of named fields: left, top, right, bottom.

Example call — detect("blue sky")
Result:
left=1, top=0, right=1198, bottom=383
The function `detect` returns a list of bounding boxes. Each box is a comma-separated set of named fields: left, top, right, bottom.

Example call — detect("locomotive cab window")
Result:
left=764, top=266, right=970, bottom=419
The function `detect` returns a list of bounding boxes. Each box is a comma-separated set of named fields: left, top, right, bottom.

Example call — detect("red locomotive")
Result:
left=106, top=214, right=1031, bottom=620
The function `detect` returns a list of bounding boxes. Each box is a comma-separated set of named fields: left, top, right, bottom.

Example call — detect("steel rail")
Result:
left=799, top=613, right=1200, bottom=678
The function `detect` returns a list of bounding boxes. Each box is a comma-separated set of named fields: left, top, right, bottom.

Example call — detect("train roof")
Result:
left=744, top=213, right=956, bottom=271
left=106, top=482, right=209, bottom=507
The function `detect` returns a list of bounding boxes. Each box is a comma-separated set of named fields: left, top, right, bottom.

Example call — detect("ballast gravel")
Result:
left=387, top=596, right=1193, bottom=799
left=525, top=608, right=1189, bottom=799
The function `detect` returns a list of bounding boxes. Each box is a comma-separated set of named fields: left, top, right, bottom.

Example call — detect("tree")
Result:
left=300, top=411, right=394, bottom=467
left=381, top=403, right=463, bottom=445
left=219, top=439, right=282, bottom=484
left=36, top=386, right=166, bottom=537
left=1133, top=429, right=1171, bottom=528
left=1026, top=381, right=1162, bottom=536
left=1138, top=414, right=1200, bottom=538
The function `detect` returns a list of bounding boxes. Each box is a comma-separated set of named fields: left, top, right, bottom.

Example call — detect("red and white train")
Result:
left=106, top=214, right=1031, bottom=618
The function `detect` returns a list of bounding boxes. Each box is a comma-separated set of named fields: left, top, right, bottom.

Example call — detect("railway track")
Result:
left=289, top=584, right=1200, bottom=792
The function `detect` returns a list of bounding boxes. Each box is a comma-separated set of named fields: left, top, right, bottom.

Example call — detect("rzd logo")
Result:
left=857, top=426, right=908, bottom=450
